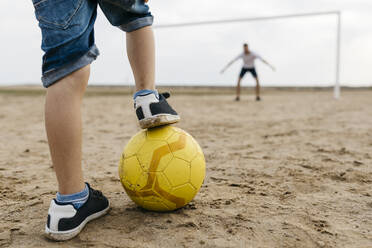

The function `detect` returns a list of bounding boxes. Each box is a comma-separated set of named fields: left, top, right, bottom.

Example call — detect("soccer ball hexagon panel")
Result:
left=119, top=125, right=206, bottom=211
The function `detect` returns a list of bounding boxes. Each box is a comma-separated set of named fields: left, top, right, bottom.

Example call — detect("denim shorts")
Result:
left=32, top=0, right=153, bottom=87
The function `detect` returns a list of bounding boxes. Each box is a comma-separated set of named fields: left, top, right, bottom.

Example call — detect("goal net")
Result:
left=153, top=12, right=341, bottom=98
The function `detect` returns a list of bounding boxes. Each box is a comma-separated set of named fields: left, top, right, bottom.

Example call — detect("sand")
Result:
left=0, top=87, right=371, bottom=248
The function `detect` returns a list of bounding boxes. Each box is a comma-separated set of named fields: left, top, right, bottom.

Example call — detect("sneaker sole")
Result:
left=44, top=205, right=110, bottom=241
left=139, top=114, right=180, bottom=129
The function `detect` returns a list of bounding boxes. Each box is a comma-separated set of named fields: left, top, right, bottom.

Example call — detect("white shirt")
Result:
left=233, top=52, right=262, bottom=68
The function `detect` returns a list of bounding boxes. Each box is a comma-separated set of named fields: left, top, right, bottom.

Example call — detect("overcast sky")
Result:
left=0, top=0, right=371, bottom=87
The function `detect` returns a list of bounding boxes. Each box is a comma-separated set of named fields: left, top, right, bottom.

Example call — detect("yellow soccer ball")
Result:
left=119, top=125, right=206, bottom=211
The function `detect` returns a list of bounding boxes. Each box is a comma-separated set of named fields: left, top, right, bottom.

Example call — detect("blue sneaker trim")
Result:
left=56, top=184, right=89, bottom=209
left=133, top=89, right=159, bottom=99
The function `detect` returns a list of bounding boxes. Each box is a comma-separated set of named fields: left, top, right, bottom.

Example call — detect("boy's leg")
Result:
left=44, top=65, right=109, bottom=241
left=44, top=64, right=110, bottom=241
left=33, top=0, right=110, bottom=239
left=126, top=26, right=155, bottom=91
left=128, top=26, right=180, bottom=129
left=45, top=66, right=90, bottom=195
left=98, top=0, right=179, bottom=129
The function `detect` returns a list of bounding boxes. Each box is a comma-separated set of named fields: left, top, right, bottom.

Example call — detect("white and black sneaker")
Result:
left=45, top=184, right=110, bottom=241
left=134, top=92, right=180, bottom=129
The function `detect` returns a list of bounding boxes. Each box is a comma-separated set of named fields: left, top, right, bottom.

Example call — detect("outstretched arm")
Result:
left=221, top=55, right=241, bottom=74
left=259, top=58, right=276, bottom=71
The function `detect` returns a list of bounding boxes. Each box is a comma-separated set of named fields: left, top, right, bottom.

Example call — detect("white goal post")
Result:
left=154, top=11, right=342, bottom=99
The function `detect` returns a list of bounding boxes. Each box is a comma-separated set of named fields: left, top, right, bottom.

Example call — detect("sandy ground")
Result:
left=0, top=88, right=371, bottom=248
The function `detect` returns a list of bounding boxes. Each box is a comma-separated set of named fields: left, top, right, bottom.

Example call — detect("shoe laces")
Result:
left=160, top=92, right=171, bottom=99
left=91, top=189, right=103, bottom=198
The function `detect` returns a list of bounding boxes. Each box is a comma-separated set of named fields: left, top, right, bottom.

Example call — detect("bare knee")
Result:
left=47, top=65, right=90, bottom=97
